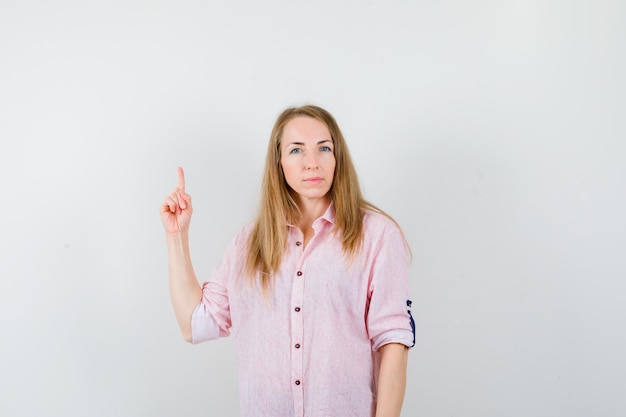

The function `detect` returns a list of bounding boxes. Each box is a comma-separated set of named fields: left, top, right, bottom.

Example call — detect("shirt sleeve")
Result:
left=366, top=226, right=415, bottom=351
left=191, top=281, right=231, bottom=344
left=190, top=226, right=251, bottom=344
left=191, top=297, right=221, bottom=344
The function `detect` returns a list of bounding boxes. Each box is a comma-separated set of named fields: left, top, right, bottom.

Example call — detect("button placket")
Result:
left=290, top=254, right=306, bottom=417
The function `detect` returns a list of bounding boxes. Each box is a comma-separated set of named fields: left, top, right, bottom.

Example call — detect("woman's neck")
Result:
left=295, top=196, right=331, bottom=232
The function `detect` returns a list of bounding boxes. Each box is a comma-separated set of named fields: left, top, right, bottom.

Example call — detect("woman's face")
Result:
left=280, top=116, right=336, bottom=206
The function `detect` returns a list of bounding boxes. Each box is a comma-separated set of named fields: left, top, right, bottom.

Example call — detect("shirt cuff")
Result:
left=191, top=301, right=221, bottom=344
left=371, top=329, right=414, bottom=351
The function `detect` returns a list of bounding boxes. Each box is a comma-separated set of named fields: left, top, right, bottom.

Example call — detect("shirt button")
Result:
left=295, top=380, right=301, bottom=386
left=296, top=241, right=302, bottom=246
left=296, top=271, right=303, bottom=276
left=294, top=307, right=301, bottom=312
left=295, top=343, right=301, bottom=349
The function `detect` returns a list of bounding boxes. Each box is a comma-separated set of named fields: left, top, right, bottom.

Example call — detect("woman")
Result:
left=161, top=105, right=415, bottom=417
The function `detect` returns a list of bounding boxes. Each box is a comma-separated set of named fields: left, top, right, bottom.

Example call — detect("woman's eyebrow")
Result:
left=286, top=139, right=332, bottom=146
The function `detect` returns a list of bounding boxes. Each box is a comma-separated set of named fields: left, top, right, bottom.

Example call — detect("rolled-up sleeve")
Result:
left=191, top=281, right=231, bottom=344
left=190, top=226, right=252, bottom=344
left=366, top=228, right=415, bottom=351
left=191, top=298, right=221, bottom=344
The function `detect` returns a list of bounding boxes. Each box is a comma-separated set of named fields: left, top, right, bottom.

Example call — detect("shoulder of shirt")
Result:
left=238, top=222, right=256, bottom=238
left=362, top=208, right=402, bottom=236
left=224, top=222, right=256, bottom=250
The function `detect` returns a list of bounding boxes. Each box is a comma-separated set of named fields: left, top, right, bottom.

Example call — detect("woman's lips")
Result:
left=304, top=177, right=323, bottom=185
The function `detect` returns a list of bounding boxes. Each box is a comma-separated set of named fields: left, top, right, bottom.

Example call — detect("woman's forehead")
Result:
left=282, top=116, right=331, bottom=142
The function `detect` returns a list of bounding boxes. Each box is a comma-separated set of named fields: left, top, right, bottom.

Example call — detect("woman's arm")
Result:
left=161, top=167, right=202, bottom=342
left=166, top=230, right=202, bottom=342
left=375, top=342, right=409, bottom=417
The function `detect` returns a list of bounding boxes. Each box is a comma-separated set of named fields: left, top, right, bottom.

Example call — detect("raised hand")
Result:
left=160, top=167, right=193, bottom=234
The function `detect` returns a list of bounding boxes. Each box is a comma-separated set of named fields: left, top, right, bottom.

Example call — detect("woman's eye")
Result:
left=320, top=146, right=332, bottom=152
left=289, top=148, right=301, bottom=154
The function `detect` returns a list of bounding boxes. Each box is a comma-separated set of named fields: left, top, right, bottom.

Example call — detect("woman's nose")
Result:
left=304, top=152, right=319, bottom=169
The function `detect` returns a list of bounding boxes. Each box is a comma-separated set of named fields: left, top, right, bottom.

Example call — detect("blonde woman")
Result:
left=161, top=105, right=415, bottom=417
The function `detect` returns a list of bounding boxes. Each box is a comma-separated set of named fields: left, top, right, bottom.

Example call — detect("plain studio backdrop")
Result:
left=1, top=1, right=624, bottom=416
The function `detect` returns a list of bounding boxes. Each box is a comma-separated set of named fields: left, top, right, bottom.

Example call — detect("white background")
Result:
left=1, top=1, right=624, bottom=416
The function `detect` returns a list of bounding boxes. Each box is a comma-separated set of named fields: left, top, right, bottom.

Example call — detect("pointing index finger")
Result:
left=177, top=166, right=185, bottom=190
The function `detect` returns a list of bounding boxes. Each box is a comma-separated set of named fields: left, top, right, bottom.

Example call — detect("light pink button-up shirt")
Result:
left=191, top=203, right=415, bottom=417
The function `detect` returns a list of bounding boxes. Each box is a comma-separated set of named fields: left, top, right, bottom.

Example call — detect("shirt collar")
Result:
left=320, top=201, right=336, bottom=225
left=286, top=201, right=336, bottom=228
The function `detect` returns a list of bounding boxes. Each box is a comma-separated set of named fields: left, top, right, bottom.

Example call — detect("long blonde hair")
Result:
left=245, top=105, right=407, bottom=289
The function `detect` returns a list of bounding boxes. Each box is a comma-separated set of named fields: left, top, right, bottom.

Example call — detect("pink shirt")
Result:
left=191, top=204, right=415, bottom=417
